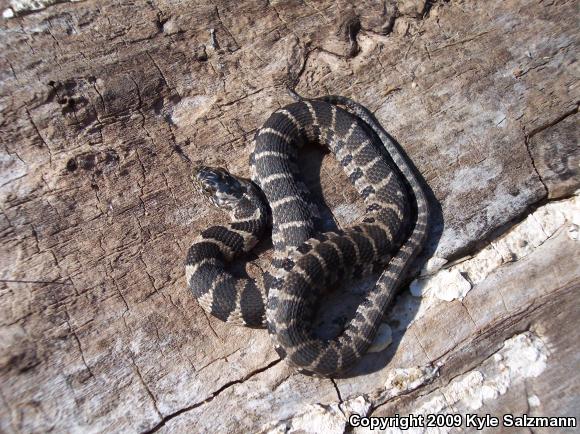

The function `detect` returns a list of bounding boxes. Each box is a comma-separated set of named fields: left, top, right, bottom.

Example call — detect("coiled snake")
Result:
left=185, top=92, right=429, bottom=377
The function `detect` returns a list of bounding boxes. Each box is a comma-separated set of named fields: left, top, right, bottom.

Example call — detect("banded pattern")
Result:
left=185, top=177, right=269, bottom=327
left=186, top=95, right=429, bottom=377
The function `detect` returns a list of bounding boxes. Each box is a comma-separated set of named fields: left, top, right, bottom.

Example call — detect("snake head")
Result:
left=193, top=166, right=249, bottom=210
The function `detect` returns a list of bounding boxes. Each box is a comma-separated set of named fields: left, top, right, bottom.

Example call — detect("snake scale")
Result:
left=185, top=92, right=429, bottom=377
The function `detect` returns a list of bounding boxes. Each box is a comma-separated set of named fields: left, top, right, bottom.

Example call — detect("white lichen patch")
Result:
left=476, top=333, right=544, bottom=400
left=409, top=194, right=579, bottom=317
left=380, top=365, right=439, bottom=401
left=444, top=370, right=486, bottom=410
left=265, top=396, right=371, bottom=434
left=342, top=396, right=373, bottom=418
left=5, top=0, right=82, bottom=16
left=500, top=332, right=548, bottom=378
left=454, top=243, right=503, bottom=285
left=353, top=332, right=549, bottom=434
left=409, top=268, right=471, bottom=301
left=435, top=331, right=548, bottom=413
left=368, top=323, right=393, bottom=353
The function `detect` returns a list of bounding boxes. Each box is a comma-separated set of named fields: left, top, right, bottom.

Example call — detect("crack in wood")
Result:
left=140, top=358, right=282, bottom=434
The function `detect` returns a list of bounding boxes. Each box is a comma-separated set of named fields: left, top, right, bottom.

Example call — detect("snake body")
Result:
left=186, top=94, right=429, bottom=377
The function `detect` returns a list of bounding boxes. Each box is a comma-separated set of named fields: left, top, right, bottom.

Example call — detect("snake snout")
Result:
left=193, top=166, right=246, bottom=209
left=193, top=166, right=218, bottom=198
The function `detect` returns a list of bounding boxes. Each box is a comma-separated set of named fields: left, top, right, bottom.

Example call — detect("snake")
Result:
left=185, top=91, right=429, bottom=377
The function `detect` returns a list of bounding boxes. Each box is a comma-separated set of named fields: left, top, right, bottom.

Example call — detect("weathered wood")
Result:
left=0, top=0, right=578, bottom=433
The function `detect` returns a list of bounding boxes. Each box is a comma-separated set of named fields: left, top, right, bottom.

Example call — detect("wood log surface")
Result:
left=0, top=0, right=578, bottom=432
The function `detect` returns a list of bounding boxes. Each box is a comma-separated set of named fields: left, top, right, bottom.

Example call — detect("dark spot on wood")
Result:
left=153, top=97, right=164, bottom=115
left=66, top=159, right=77, bottom=172
left=78, top=154, right=96, bottom=170
left=103, top=150, right=119, bottom=165
left=194, top=45, right=208, bottom=61
left=66, top=150, right=119, bottom=175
